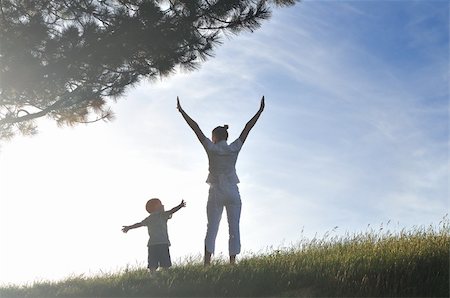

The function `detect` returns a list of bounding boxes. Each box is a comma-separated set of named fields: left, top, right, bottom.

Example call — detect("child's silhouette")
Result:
left=122, top=199, right=185, bottom=273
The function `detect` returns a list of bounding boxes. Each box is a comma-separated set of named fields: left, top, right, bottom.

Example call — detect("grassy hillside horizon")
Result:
left=1, top=219, right=449, bottom=297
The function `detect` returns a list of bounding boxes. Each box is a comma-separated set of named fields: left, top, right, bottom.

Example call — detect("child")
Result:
left=122, top=198, right=186, bottom=273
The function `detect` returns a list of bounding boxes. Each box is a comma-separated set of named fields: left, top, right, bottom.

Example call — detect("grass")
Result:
left=1, top=219, right=449, bottom=297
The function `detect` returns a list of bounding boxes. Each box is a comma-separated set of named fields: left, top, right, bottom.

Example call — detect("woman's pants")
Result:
left=205, top=183, right=241, bottom=256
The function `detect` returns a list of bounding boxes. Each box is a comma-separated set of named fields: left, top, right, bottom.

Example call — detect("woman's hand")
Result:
left=176, top=97, right=207, bottom=143
left=239, top=96, right=265, bottom=144
left=177, top=96, right=183, bottom=113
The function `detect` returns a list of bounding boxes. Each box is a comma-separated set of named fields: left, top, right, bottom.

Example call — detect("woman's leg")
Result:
left=204, top=185, right=224, bottom=264
left=204, top=246, right=212, bottom=265
left=225, top=185, right=242, bottom=261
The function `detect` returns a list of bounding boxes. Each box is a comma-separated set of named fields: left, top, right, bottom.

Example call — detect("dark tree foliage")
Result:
left=0, top=0, right=296, bottom=139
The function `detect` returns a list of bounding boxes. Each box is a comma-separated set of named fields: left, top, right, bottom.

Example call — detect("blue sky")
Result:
left=0, top=1, right=448, bottom=285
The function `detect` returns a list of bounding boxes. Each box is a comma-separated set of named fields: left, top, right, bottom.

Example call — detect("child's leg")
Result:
left=148, top=267, right=157, bottom=275
left=148, top=245, right=160, bottom=273
left=158, top=244, right=172, bottom=268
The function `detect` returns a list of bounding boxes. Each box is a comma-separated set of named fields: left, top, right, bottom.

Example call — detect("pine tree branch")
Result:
left=0, top=99, right=64, bottom=125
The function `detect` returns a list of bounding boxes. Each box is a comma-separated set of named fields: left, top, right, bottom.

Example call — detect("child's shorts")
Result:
left=148, top=244, right=172, bottom=269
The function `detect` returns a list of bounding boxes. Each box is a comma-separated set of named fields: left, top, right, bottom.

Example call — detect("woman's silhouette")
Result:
left=177, top=96, right=265, bottom=264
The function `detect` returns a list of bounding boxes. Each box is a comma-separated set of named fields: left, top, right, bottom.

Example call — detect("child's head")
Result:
left=146, top=198, right=164, bottom=213
left=212, top=125, right=229, bottom=143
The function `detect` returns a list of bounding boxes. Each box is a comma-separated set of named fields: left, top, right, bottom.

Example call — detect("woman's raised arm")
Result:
left=239, top=96, right=265, bottom=144
left=177, top=97, right=207, bottom=143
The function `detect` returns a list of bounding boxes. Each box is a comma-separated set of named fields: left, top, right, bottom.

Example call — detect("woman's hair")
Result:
left=212, top=125, right=229, bottom=141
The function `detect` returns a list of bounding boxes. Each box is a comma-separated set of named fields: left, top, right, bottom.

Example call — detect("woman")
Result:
left=177, top=96, right=265, bottom=265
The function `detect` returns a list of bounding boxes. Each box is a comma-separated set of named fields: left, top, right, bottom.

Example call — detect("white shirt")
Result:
left=201, top=138, right=243, bottom=185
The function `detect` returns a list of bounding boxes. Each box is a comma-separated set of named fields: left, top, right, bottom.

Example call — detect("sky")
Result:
left=0, top=0, right=448, bottom=286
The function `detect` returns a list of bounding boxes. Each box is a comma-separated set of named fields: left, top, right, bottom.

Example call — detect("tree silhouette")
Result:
left=0, top=0, right=296, bottom=139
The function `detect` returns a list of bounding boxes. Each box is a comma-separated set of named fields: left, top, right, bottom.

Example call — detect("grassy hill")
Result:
left=1, top=220, right=449, bottom=297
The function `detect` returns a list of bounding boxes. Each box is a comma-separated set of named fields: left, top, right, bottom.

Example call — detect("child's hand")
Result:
left=122, top=226, right=130, bottom=233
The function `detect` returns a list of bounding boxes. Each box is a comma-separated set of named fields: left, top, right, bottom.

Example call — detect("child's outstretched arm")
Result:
left=167, top=200, right=186, bottom=216
left=239, top=96, right=265, bottom=144
left=122, top=222, right=144, bottom=233
left=177, top=97, right=207, bottom=143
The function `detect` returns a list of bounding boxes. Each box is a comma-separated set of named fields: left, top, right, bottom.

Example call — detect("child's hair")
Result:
left=146, top=198, right=163, bottom=213
left=212, top=125, right=229, bottom=141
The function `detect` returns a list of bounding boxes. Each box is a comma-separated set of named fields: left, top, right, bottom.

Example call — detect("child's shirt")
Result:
left=201, top=138, right=243, bottom=185
left=140, top=211, right=172, bottom=247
